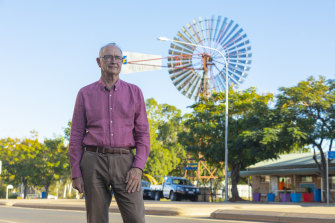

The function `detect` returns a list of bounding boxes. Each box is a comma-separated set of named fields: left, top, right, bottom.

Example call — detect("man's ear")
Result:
left=96, top=57, right=102, bottom=68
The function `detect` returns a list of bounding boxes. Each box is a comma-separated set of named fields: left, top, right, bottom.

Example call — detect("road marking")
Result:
left=3, top=206, right=85, bottom=213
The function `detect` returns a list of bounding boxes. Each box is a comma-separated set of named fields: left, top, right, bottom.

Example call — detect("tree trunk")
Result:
left=230, top=162, right=242, bottom=201
left=44, top=183, right=50, bottom=199
left=63, top=182, right=67, bottom=198
left=314, top=146, right=335, bottom=203
left=320, top=148, right=327, bottom=202
left=209, top=178, right=217, bottom=202
left=321, top=162, right=327, bottom=202
left=22, top=178, right=28, bottom=199
left=68, top=183, right=72, bottom=196
left=321, top=166, right=335, bottom=202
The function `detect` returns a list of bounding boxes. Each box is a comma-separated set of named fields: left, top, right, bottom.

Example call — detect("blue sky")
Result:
left=0, top=0, right=334, bottom=140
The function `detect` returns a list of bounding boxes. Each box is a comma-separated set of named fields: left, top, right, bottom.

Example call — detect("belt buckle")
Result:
left=102, top=147, right=106, bottom=154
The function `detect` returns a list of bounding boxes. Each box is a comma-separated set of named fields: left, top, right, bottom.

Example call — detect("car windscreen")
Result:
left=172, top=179, right=193, bottom=186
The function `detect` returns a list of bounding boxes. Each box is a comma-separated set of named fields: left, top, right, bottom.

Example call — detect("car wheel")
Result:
left=191, top=195, right=198, bottom=202
left=154, top=192, right=160, bottom=201
left=170, top=191, right=177, bottom=201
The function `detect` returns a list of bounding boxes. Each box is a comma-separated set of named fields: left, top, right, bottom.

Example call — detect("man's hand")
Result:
left=125, top=168, right=142, bottom=193
left=72, top=177, right=84, bottom=193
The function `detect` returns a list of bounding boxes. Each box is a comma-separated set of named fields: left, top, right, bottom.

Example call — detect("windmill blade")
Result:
left=198, top=17, right=208, bottom=43
left=168, top=54, right=192, bottom=63
left=168, top=60, right=190, bottom=69
left=230, top=58, right=251, bottom=65
left=213, top=16, right=221, bottom=43
left=177, top=31, right=191, bottom=43
left=168, top=64, right=193, bottom=74
left=170, top=43, right=194, bottom=54
left=228, top=52, right=252, bottom=59
left=228, top=62, right=251, bottom=72
left=170, top=69, right=190, bottom=80
left=218, top=19, right=234, bottom=44
left=173, top=70, right=193, bottom=86
left=186, top=23, right=202, bottom=45
left=215, top=17, right=228, bottom=43
left=220, top=24, right=239, bottom=47
left=182, top=75, right=198, bottom=96
left=179, top=71, right=198, bottom=92
left=192, top=19, right=204, bottom=45
left=122, top=51, right=162, bottom=74
left=187, top=76, right=201, bottom=99
left=214, top=74, right=225, bottom=92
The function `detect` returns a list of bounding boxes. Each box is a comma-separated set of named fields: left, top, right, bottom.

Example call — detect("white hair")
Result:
left=99, top=42, right=123, bottom=57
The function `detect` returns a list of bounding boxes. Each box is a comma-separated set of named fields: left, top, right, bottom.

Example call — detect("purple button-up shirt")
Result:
left=69, top=78, right=150, bottom=179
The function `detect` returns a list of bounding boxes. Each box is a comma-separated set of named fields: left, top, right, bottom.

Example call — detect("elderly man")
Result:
left=69, top=42, right=150, bottom=223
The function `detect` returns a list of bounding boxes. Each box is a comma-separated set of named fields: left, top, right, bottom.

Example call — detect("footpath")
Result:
left=1, top=199, right=335, bottom=223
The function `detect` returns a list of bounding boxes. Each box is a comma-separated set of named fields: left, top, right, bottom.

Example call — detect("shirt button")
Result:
left=110, top=121, right=113, bottom=123
left=110, top=107, right=113, bottom=110
left=111, top=133, right=114, bottom=136
left=110, top=94, right=112, bottom=97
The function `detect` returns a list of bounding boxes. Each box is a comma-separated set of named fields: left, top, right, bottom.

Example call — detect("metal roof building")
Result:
left=240, top=152, right=335, bottom=176
left=239, top=152, right=335, bottom=202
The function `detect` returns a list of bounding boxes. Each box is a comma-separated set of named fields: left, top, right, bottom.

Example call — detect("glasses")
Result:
left=100, top=55, right=123, bottom=62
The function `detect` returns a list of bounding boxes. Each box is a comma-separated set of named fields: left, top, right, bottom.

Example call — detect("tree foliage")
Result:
left=34, top=137, right=70, bottom=197
left=144, top=98, right=187, bottom=182
left=0, top=132, right=70, bottom=198
left=275, top=76, right=335, bottom=201
left=0, top=132, right=43, bottom=198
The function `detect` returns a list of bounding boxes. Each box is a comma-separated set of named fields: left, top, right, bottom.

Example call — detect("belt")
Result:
left=85, top=146, right=132, bottom=154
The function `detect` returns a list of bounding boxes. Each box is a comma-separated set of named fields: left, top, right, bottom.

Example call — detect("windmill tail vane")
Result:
left=122, top=53, right=205, bottom=73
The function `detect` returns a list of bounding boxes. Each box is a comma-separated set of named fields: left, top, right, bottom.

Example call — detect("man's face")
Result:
left=97, top=45, right=122, bottom=77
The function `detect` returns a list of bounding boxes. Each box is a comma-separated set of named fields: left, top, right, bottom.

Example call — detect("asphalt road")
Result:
left=0, top=206, right=268, bottom=223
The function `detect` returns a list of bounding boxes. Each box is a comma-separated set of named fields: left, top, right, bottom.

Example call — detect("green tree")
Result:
left=0, top=132, right=70, bottom=199
left=179, top=88, right=295, bottom=201
left=33, top=137, right=70, bottom=198
left=144, top=98, right=187, bottom=182
left=0, top=132, right=42, bottom=198
left=276, top=76, right=335, bottom=202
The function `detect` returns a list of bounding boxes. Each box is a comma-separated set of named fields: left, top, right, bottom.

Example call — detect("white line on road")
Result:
left=1, top=205, right=85, bottom=213
left=0, top=220, right=19, bottom=223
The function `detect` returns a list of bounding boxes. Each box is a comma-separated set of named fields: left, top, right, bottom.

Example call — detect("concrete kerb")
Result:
left=209, top=202, right=335, bottom=223
left=0, top=200, right=182, bottom=216
left=0, top=200, right=86, bottom=212
left=210, top=210, right=335, bottom=223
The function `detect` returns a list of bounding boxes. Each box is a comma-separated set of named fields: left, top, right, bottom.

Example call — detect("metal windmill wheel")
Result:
left=167, top=15, right=252, bottom=101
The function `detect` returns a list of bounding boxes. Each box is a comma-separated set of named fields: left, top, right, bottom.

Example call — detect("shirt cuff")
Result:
left=132, top=160, right=145, bottom=171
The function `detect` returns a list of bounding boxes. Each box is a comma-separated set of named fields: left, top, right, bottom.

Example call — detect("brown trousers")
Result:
left=80, top=150, right=145, bottom=223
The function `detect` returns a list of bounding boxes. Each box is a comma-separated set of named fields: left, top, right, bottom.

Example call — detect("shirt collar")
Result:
left=98, top=78, right=122, bottom=91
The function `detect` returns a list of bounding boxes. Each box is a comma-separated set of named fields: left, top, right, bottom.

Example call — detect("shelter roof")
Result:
left=240, top=152, right=335, bottom=176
